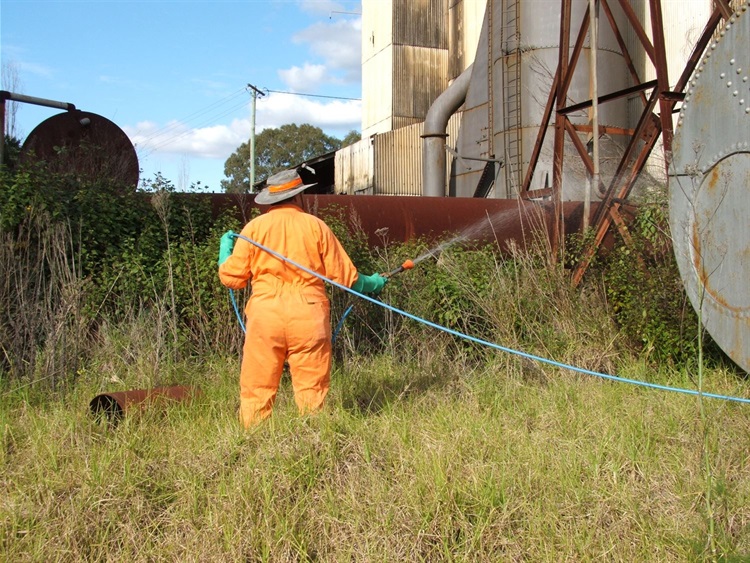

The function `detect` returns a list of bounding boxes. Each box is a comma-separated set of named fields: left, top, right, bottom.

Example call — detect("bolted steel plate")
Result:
left=669, top=2, right=750, bottom=373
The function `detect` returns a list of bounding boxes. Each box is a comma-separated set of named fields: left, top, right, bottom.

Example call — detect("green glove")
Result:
left=218, top=231, right=236, bottom=266
left=351, top=272, right=388, bottom=296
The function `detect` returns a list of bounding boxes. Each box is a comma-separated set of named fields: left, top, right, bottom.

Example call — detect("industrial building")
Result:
left=336, top=0, right=717, bottom=199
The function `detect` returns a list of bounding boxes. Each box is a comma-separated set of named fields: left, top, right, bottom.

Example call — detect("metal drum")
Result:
left=669, top=3, right=750, bottom=372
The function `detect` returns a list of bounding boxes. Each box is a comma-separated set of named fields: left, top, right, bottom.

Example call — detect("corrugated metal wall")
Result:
left=361, top=0, right=450, bottom=136
left=335, top=114, right=461, bottom=196
left=335, top=137, right=374, bottom=195
left=378, top=114, right=461, bottom=196
left=393, top=45, right=450, bottom=120
left=393, top=0, right=448, bottom=47
left=448, top=0, right=486, bottom=80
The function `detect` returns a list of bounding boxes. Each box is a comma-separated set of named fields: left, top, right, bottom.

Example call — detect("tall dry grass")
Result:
left=0, top=211, right=90, bottom=387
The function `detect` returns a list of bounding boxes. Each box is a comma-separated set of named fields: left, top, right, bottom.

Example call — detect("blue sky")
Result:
left=1, top=0, right=363, bottom=191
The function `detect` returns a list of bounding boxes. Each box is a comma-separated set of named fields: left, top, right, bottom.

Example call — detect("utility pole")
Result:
left=246, top=84, right=265, bottom=191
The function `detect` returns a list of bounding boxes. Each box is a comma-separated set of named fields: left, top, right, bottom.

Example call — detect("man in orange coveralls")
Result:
left=218, top=168, right=387, bottom=427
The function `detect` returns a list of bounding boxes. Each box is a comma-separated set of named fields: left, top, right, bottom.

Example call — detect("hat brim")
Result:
left=254, top=182, right=316, bottom=205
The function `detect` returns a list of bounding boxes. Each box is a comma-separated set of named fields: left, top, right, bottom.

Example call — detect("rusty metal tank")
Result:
left=21, top=110, right=139, bottom=189
left=207, top=192, right=599, bottom=250
left=668, top=3, right=750, bottom=373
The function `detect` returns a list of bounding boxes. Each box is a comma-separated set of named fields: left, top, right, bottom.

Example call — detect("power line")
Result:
left=139, top=95, right=251, bottom=157
left=134, top=87, right=247, bottom=143
left=137, top=86, right=361, bottom=158
left=265, top=89, right=361, bottom=101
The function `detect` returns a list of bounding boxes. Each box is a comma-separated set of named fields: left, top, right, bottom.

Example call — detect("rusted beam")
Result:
left=673, top=6, right=725, bottom=92
left=563, top=119, right=609, bottom=196
left=600, top=0, right=648, bottom=106
left=564, top=118, right=594, bottom=176
left=713, top=0, right=732, bottom=20
left=572, top=124, right=635, bottom=136
left=542, top=0, right=729, bottom=286
left=552, top=0, right=574, bottom=257
left=650, top=0, right=674, bottom=160
left=571, top=108, right=661, bottom=286
left=521, top=70, right=559, bottom=194
left=608, top=204, right=645, bottom=270
left=592, top=87, right=660, bottom=227
left=616, top=0, right=655, bottom=62
left=560, top=2, right=592, bottom=99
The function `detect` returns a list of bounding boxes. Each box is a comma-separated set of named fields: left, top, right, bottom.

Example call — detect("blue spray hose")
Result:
left=226, top=232, right=750, bottom=405
left=229, top=289, right=246, bottom=333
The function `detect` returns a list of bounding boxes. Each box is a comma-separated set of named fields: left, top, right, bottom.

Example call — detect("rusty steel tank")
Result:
left=21, top=110, right=139, bottom=189
left=668, top=3, right=750, bottom=372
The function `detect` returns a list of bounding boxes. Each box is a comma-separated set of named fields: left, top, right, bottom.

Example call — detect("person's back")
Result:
left=217, top=168, right=386, bottom=427
left=220, top=203, right=357, bottom=302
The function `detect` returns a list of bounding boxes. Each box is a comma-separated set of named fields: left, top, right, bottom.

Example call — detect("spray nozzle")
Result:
left=384, top=259, right=415, bottom=278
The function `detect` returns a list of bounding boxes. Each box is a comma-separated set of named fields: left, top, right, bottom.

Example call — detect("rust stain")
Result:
left=706, top=165, right=720, bottom=194
left=691, top=219, right=738, bottom=312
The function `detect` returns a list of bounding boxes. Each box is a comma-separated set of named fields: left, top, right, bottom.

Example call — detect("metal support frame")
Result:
left=512, top=0, right=732, bottom=283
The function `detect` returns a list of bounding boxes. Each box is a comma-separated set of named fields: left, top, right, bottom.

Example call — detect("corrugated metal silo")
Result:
left=624, top=0, right=713, bottom=190
left=454, top=0, right=633, bottom=199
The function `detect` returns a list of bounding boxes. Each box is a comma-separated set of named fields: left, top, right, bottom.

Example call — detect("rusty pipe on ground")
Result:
left=89, top=385, right=201, bottom=423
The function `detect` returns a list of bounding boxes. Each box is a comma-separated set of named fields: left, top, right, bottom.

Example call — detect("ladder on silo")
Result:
left=501, top=0, right=522, bottom=198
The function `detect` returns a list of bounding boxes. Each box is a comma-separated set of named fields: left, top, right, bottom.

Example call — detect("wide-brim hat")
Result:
left=254, top=168, right=316, bottom=205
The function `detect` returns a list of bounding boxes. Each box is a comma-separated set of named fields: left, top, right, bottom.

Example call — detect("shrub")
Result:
left=594, top=202, right=722, bottom=366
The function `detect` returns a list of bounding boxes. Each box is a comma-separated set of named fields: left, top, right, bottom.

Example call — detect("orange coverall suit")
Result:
left=218, top=204, right=359, bottom=426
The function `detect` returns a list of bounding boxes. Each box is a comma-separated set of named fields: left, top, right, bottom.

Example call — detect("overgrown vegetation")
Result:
left=1, top=164, right=749, bottom=560
left=595, top=201, right=723, bottom=367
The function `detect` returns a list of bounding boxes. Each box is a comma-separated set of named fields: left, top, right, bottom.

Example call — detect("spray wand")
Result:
left=383, top=259, right=415, bottom=279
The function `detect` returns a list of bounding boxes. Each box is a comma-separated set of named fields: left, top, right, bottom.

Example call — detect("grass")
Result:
left=2, top=200, right=749, bottom=560
left=2, top=352, right=750, bottom=561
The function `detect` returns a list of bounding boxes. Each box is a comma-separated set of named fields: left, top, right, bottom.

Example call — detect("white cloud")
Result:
left=124, top=117, right=250, bottom=161
left=125, top=91, right=360, bottom=164
left=278, top=63, right=327, bottom=92
left=257, top=91, right=361, bottom=134
left=278, top=12, right=362, bottom=91
left=293, top=18, right=362, bottom=82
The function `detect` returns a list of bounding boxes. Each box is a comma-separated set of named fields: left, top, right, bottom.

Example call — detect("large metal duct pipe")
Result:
left=422, top=64, right=474, bottom=196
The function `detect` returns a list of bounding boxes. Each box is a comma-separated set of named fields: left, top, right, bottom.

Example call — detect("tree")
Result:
left=341, top=130, right=361, bottom=148
left=222, top=123, right=341, bottom=192
left=2, top=135, right=22, bottom=170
